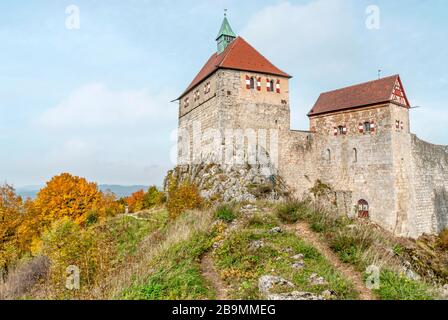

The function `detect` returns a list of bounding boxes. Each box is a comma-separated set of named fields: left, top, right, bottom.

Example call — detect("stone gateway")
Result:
left=173, top=15, right=448, bottom=238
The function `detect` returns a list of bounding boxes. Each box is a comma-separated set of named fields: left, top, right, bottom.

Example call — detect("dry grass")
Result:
left=89, top=209, right=214, bottom=299
left=0, top=256, right=50, bottom=300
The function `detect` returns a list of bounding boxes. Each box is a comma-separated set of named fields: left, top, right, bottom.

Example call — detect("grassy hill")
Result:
left=2, top=200, right=446, bottom=300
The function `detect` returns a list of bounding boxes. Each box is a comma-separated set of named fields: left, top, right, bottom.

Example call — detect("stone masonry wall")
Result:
left=302, top=105, right=398, bottom=233
left=410, top=135, right=448, bottom=235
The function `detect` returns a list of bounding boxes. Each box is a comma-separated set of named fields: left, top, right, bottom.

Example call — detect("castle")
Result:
left=174, top=16, right=448, bottom=238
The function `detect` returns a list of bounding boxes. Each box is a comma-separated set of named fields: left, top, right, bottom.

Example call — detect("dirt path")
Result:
left=200, top=253, right=229, bottom=300
left=285, top=222, right=375, bottom=300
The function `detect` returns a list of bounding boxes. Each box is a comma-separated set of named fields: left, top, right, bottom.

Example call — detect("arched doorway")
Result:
left=358, top=199, right=369, bottom=218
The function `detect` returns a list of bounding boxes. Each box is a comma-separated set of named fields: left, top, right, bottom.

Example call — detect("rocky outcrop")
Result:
left=164, top=163, right=290, bottom=203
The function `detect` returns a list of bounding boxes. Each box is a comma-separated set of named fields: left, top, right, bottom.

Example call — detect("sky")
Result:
left=1, top=0, right=447, bottom=187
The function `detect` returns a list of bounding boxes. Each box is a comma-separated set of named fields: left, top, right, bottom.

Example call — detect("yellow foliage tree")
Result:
left=33, top=173, right=105, bottom=227
left=0, top=184, right=23, bottom=273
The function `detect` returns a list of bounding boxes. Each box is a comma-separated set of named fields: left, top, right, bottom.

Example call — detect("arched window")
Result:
left=269, top=80, right=275, bottom=92
left=250, top=77, right=255, bottom=89
left=353, top=148, right=358, bottom=163
left=326, top=149, right=331, bottom=162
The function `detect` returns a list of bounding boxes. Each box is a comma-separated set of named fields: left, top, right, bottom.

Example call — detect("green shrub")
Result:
left=276, top=201, right=310, bottom=224
left=373, top=270, right=435, bottom=300
left=215, top=204, right=236, bottom=223
left=329, top=230, right=373, bottom=268
left=143, top=186, right=166, bottom=209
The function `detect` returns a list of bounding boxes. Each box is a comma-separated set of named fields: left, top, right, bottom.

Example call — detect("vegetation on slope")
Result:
left=275, top=199, right=442, bottom=300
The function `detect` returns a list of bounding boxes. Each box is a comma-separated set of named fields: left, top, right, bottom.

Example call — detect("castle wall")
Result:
left=410, top=135, right=448, bottom=235
left=301, top=105, right=399, bottom=233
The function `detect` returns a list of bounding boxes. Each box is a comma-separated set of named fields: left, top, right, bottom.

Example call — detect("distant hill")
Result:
left=16, top=184, right=149, bottom=200
left=99, top=185, right=149, bottom=198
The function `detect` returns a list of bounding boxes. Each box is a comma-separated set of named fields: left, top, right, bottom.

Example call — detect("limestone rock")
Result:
left=267, top=291, right=324, bottom=300
left=258, top=275, right=294, bottom=296
left=309, top=273, right=328, bottom=286
left=269, top=227, right=282, bottom=234
left=249, top=240, right=265, bottom=251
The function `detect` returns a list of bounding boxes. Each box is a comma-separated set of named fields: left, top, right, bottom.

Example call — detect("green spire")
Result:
left=216, top=11, right=236, bottom=54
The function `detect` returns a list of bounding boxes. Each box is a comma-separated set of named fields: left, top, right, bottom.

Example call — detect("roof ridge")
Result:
left=218, top=37, right=239, bottom=67
left=319, top=74, right=399, bottom=95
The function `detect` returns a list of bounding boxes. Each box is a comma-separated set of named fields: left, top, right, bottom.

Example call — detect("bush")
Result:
left=0, top=256, right=50, bottom=299
left=166, top=182, right=203, bottom=220
left=142, top=186, right=166, bottom=209
left=373, top=270, right=435, bottom=300
left=329, top=229, right=373, bottom=268
left=439, top=229, right=448, bottom=250
left=276, top=201, right=310, bottom=224
left=215, top=204, right=236, bottom=223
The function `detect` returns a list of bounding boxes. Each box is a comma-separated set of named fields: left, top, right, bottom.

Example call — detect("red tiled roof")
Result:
left=308, top=75, right=410, bottom=117
left=178, top=37, right=291, bottom=99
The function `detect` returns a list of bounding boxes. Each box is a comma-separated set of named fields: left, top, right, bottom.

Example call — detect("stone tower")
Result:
left=176, top=15, right=292, bottom=171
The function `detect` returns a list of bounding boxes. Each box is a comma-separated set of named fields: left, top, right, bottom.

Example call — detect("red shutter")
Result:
left=370, top=120, right=375, bottom=133
left=358, top=123, right=364, bottom=133
left=276, top=79, right=281, bottom=93
left=334, top=127, right=338, bottom=136
left=266, top=78, right=270, bottom=92
left=257, top=77, right=261, bottom=91
left=245, top=75, right=250, bottom=89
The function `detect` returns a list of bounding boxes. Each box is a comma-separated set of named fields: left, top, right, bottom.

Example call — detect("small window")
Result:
left=358, top=199, right=369, bottom=219
left=363, top=122, right=371, bottom=132
left=353, top=148, right=358, bottom=163
left=338, top=126, right=345, bottom=135
left=250, top=77, right=255, bottom=90
left=326, top=149, right=331, bottom=162
left=269, top=80, right=275, bottom=92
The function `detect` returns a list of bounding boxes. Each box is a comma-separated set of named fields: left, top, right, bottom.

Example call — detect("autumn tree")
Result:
left=33, top=173, right=105, bottom=227
left=126, top=190, right=145, bottom=213
left=0, top=184, right=23, bottom=275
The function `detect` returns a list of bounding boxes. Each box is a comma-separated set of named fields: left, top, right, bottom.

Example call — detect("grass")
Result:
left=121, top=230, right=215, bottom=300
left=214, top=211, right=358, bottom=300
left=373, top=270, right=435, bottom=300
left=105, top=209, right=216, bottom=300
left=275, top=200, right=439, bottom=300
left=215, top=204, right=237, bottom=223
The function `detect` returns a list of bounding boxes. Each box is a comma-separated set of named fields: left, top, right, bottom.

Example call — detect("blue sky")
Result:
left=1, top=0, right=447, bottom=187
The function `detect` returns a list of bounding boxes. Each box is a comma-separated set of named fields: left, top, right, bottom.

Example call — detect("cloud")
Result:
left=241, top=0, right=359, bottom=78
left=28, top=83, right=178, bottom=186
left=37, top=83, right=175, bottom=129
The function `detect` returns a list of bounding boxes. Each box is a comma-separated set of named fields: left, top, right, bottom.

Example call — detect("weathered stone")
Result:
left=292, top=254, right=305, bottom=261
left=267, top=291, right=324, bottom=300
left=309, top=273, right=328, bottom=286
left=291, top=262, right=305, bottom=270
left=258, top=275, right=294, bottom=296
left=249, top=240, right=265, bottom=251
left=269, top=227, right=282, bottom=234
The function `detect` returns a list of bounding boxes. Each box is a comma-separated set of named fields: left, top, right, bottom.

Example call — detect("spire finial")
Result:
left=216, top=11, right=237, bottom=53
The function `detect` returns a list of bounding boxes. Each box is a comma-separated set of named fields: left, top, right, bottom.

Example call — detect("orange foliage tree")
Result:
left=33, top=173, right=106, bottom=227
left=126, top=190, right=145, bottom=213
left=0, top=184, right=24, bottom=272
